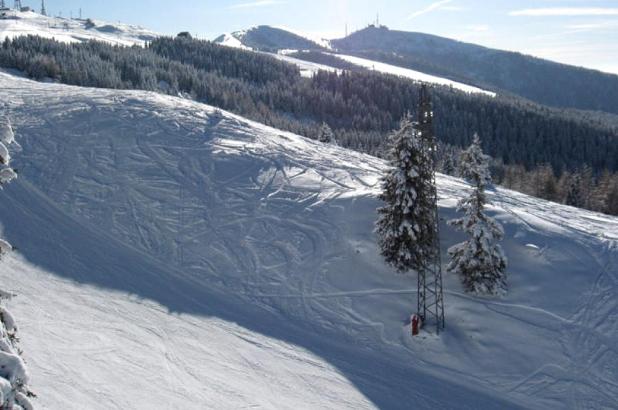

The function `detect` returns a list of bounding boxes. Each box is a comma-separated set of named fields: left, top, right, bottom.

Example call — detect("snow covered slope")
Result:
left=0, top=70, right=617, bottom=409
left=331, top=54, right=496, bottom=96
left=0, top=10, right=157, bottom=45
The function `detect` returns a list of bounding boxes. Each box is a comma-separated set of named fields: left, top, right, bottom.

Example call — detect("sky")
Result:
left=33, top=0, right=618, bottom=74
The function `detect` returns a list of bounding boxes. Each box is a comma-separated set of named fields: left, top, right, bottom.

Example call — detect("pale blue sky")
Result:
left=31, top=0, right=618, bottom=74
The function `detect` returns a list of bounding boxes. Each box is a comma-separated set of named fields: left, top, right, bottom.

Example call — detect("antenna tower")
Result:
left=416, top=84, right=445, bottom=334
left=14, top=0, right=21, bottom=10
left=41, top=0, right=46, bottom=15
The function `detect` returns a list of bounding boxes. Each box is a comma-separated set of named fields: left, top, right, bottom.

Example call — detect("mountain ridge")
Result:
left=215, top=24, right=618, bottom=115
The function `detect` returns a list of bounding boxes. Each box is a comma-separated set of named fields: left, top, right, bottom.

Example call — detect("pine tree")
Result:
left=565, top=171, right=583, bottom=207
left=317, top=122, right=335, bottom=144
left=375, top=114, right=436, bottom=273
left=447, top=134, right=507, bottom=295
left=0, top=117, right=34, bottom=410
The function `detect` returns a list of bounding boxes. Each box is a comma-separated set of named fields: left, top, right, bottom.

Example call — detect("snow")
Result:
left=331, top=54, right=496, bottom=96
left=268, top=52, right=340, bottom=77
left=0, top=10, right=158, bottom=46
left=215, top=33, right=252, bottom=50
left=0, top=70, right=617, bottom=408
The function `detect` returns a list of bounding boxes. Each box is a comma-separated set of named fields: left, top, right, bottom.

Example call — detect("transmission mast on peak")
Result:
left=13, top=0, right=21, bottom=10
left=0, top=0, right=5, bottom=9
left=416, top=83, right=445, bottom=334
left=41, top=0, right=46, bottom=15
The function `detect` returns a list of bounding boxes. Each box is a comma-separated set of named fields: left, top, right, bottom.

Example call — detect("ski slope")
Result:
left=0, top=70, right=617, bottom=409
left=331, top=54, right=496, bottom=96
left=0, top=10, right=157, bottom=46
left=270, top=52, right=339, bottom=77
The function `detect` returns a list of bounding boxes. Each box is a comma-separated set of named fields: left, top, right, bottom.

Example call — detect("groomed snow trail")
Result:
left=0, top=71, right=616, bottom=408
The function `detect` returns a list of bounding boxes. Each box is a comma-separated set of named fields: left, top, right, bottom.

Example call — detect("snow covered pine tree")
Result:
left=375, top=114, right=436, bottom=273
left=447, top=134, right=507, bottom=295
left=0, top=116, right=34, bottom=410
left=317, top=122, right=335, bottom=144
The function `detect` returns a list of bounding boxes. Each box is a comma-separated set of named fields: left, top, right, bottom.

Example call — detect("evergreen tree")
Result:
left=317, top=122, right=335, bottom=144
left=447, top=134, right=507, bottom=295
left=0, top=117, right=34, bottom=409
left=565, top=171, right=583, bottom=207
left=375, top=114, right=436, bottom=273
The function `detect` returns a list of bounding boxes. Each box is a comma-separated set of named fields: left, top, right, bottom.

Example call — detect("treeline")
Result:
left=438, top=145, right=618, bottom=215
left=496, top=164, right=618, bottom=215
left=1, top=35, right=617, bottom=214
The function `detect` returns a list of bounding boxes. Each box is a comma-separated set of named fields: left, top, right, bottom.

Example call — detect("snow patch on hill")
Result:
left=332, top=54, right=496, bottom=96
left=270, top=52, right=340, bottom=77
left=0, top=71, right=616, bottom=408
left=215, top=32, right=252, bottom=50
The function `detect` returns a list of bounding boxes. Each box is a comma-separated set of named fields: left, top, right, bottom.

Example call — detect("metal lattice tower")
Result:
left=416, top=84, right=445, bottom=334
left=13, top=0, right=21, bottom=10
left=0, top=1, right=5, bottom=10
left=41, top=0, right=46, bottom=15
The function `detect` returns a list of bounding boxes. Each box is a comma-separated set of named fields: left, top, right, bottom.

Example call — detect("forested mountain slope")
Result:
left=330, top=26, right=618, bottom=115
left=216, top=25, right=618, bottom=115
left=1, top=71, right=617, bottom=409
left=214, top=25, right=326, bottom=52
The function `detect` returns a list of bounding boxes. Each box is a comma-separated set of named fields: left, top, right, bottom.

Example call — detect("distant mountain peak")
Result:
left=214, top=25, right=327, bottom=52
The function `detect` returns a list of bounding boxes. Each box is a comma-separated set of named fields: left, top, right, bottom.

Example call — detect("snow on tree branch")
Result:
left=0, top=115, right=35, bottom=409
left=447, top=134, right=507, bottom=295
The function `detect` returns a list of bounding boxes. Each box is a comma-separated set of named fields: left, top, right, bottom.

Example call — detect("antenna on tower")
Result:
left=14, top=0, right=22, bottom=10
left=416, top=84, right=446, bottom=334
left=0, top=0, right=5, bottom=9
left=41, top=0, right=46, bottom=15
left=79, top=8, right=82, bottom=19
left=345, top=23, right=348, bottom=37
left=376, top=12, right=379, bottom=27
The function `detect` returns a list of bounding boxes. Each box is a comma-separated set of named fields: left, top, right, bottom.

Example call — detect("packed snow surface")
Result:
left=0, top=71, right=617, bottom=409
left=0, top=10, right=158, bottom=46
left=332, top=53, right=496, bottom=96
left=269, top=52, right=339, bottom=77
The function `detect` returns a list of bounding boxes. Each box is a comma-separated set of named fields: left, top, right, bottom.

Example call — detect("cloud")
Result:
left=407, top=0, right=454, bottom=20
left=564, top=20, right=618, bottom=30
left=228, top=0, right=285, bottom=10
left=510, top=8, right=618, bottom=17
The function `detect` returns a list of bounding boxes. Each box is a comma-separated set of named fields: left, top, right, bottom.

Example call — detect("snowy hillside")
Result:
left=214, top=26, right=495, bottom=95
left=0, top=9, right=157, bottom=45
left=0, top=70, right=617, bottom=409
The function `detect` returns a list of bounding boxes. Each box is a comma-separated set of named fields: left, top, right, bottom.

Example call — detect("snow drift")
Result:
left=0, top=70, right=617, bottom=409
